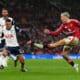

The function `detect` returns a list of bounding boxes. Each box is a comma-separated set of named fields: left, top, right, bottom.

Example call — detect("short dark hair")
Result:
left=2, top=8, right=8, bottom=11
left=5, top=19, right=12, bottom=23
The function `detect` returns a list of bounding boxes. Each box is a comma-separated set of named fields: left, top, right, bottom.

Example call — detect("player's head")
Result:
left=1, top=8, right=9, bottom=17
left=60, top=12, right=70, bottom=24
left=5, top=19, right=12, bottom=30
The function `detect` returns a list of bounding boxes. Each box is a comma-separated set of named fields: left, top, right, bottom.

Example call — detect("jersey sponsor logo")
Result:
left=5, top=34, right=14, bottom=39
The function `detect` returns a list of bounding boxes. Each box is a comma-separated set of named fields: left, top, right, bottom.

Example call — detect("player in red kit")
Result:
left=40, top=12, right=80, bottom=72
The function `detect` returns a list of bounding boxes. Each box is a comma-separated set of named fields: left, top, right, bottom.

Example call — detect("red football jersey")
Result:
left=50, top=19, right=80, bottom=38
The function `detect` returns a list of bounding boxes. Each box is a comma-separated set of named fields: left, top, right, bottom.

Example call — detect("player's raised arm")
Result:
left=50, top=25, right=64, bottom=36
left=15, top=26, right=31, bottom=44
left=44, top=25, right=64, bottom=36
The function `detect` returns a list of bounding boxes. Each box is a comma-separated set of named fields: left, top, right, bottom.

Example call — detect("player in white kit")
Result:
left=2, top=19, right=32, bottom=72
left=0, top=8, right=15, bottom=69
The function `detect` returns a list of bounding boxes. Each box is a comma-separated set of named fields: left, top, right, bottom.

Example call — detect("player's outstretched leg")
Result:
left=33, top=39, right=65, bottom=49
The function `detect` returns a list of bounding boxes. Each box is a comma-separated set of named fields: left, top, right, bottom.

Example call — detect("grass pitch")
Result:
left=0, top=59, right=80, bottom=80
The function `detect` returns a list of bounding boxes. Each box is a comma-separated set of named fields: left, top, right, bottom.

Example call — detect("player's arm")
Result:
left=15, top=26, right=42, bottom=47
left=16, top=27, right=32, bottom=44
left=44, top=24, right=64, bottom=36
left=22, top=31, right=32, bottom=45
left=73, top=19, right=80, bottom=27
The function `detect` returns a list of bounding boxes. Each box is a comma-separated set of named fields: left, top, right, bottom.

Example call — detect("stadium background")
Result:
left=0, top=0, right=80, bottom=54
left=0, top=1, right=80, bottom=80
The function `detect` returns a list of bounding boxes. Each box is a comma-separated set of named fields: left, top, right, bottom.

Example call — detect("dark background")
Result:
left=0, top=0, right=80, bottom=54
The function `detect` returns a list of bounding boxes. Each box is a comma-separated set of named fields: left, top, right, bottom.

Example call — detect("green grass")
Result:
left=0, top=59, right=80, bottom=80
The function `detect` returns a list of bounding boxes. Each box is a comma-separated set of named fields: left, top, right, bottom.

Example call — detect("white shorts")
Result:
left=63, top=36, right=79, bottom=51
left=64, top=36, right=79, bottom=46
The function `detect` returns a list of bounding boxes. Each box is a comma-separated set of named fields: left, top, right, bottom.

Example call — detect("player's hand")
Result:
left=27, top=40, right=32, bottom=45
left=44, top=29, right=50, bottom=34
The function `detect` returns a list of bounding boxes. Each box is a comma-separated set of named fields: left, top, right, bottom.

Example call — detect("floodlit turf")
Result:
left=0, top=59, right=80, bottom=80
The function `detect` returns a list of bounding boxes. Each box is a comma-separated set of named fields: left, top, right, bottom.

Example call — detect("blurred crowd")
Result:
left=0, top=0, right=80, bottom=54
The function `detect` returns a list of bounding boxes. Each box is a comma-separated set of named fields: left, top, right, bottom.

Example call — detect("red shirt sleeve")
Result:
left=72, top=19, right=80, bottom=27
left=50, top=24, right=64, bottom=36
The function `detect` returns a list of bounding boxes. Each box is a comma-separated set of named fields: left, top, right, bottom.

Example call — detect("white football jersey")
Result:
left=0, top=17, right=14, bottom=43
left=3, top=25, right=19, bottom=47
left=0, top=25, right=3, bottom=43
